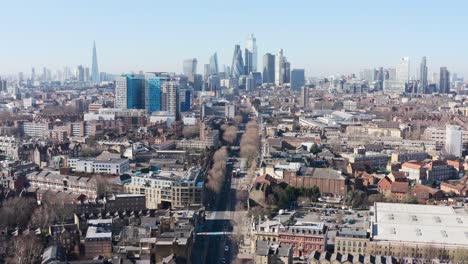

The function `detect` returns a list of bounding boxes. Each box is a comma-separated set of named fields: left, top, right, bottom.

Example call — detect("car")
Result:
left=225, top=246, right=229, bottom=252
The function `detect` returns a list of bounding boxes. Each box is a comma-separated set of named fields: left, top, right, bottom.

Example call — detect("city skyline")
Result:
left=1, top=0, right=468, bottom=78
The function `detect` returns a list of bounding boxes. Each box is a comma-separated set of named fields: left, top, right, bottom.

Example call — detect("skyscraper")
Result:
left=115, top=74, right=145, bottom=109
left=446, top=125, right=462, bottom=157
left=209, top=52, right=219, bottom=75
left=291, top=69, right=305, bottom=91
left=396, top=57, right=410, bottom=83
left=244, top=48, right=253, bottom=75
left=91, top=41, right=100, bottom=83
left=262, top=53, right=275, bottom=84
left=246, top=73, right=255, bottom=93
left=31, top=67, right=35, bottom=83
left=162, top=81, right=179, bottom=117
left=275, top=49, right=285, bottom=86
left=77, top=65, right=85, bottom=82
left=439, top=67, right=450, bottom=94
left=300, top=86, right=309, bottom=108
left=231, top=45, right=244, bottom=78
left=245, top=34, right=257, bottom=72
left=419, top=57, right=428, bottom=94
left=183, top=58, right=197, bottom=77
left=283, top=60, right=291, bottom=83
left=145, top=73, right=169, bottom=114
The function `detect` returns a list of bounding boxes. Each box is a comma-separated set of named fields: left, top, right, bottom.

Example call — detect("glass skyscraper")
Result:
left=263, top=53, right=275, bottom=83
left=114, top=74, right=145, bottom=109
left=231, top=45, right=244, bottom=78
left=209, top=52, right=219, bottom=75
left=145, top=74, right=170, bottom=114
left=291, top=69, right=305, bottom=91
left=419, top=56, right=427, bottom=94
left=91, top=41, right=100, bottom=83
left=183, top=58, right=197, bottom=77
left=245, top=34, right=257, bottom=72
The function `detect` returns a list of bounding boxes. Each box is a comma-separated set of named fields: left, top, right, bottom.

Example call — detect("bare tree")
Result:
left=182, top=124, right=200, bottom=139
left=9, top=234, right=44, bottom=264
left=205, top=147, right=228, bottom=193
left=0, top=197, right=36, bottom=228
left=223, top=125, right=238, bottom=145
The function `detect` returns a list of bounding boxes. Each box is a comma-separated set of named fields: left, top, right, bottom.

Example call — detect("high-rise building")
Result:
left=162, top=81, right=179, bottom=118
left=360, top=69, right=375, bottom=82
left=209, top=52, right=219, bottom=75
left=439, top=67, right=450, bottom=94
left=262, top=53, right=275, bottom=83
left=244, top=48, right=253, bottom=75
left=31, top=67, right=36, bottom=83
left=396, top=57, right=410, bottom=83
left=183, top=58, right=197, bottom=77
left=446, top=125, right=462, bottom=157
left=114, top=74, right=145, bottom=109
left=18, top=72, right=24, bottom=83
left=283, top=60, right=291, bottom=83
left=91, top=41, right=100, bottom=83
left=419, top=57, right=428, bottom=94
left=0, top=77, right=6, bottom=92
left=204, top=64, right=210, bottom=81
left=77, top=65, right=85, bottom=82
left=275, top=49, right=285, bottom=86
left=291, top=69, right=305, bottom=91
left=231, top=45, right=244, bottom=78
left=85, top=67, right=90, bottom=82
left=179, top=88, right=192, bottom=112
left=246, top=74, right=255, bottom=93
left=300, top=86, right=309, bottom=108
left=245, top=33, right=257, bottom=72
left=145, top=73, right=169, bottom=114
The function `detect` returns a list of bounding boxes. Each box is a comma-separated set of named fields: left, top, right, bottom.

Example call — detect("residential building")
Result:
left=26, top=171, right=98, bottom=199
left=84, top=219, right=113, bottom=259
left=335, top=227, right=369, bottom=255
left=279, top=222, right=327, bottom=257
left=446, top=125, right=463, bottom=157
left=254, top=240, right=293, bottom=264
left=115, top=74, right=145, bottom=109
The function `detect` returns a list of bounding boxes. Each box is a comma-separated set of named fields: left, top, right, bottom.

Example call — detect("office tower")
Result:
left=77, top=65, right=85, bottom=82
left=145, top=73, right=169, bottom=114
left=439, top=67, right=450, bottom=94
left=203, top=64, right=210, bottom=81
left=283, top=60, right=291, bottom=83
left=31, top=67, right=36, bottom=83
left=244, top=48, right=253, bottom=75
left=85, top=67, right=90, bottom=82
left=162, top=81, right=179, bottom=117
left=251, top=72, right=262, bottom=86
left=396, top=57, right=410, bottom=83
left=0, top=77, right=6, bottom=92
left=209, top=52, right=219, bottom=75
left=231, top=45, right=244, bottom=78
left=446, top=125, right=462, bottom=157
left=183, top=58, right=197, bottom=77
left=262, top=53, right=275, bottom=83
left=300, top=86, right=309, bottom=108
left=42, top=67, right=48, bottom=81
left=246, top=74, right=255, bottom=93
left=291, top=69, right=305, bottom=91
left=360, top=69, right=374, bottom=82
left=208, top=75, right=220, bottom=94
left=275, top=49, right=285, bottom=86
left=18, top=72, right=24, bottom=83
left=179, top=88, right=192, bottom=112
left=114, top=74, right=145, bottom=109
left=245, top=33, right=257, bottom=71
left=419, top=57, right=428, bottom=94
left=91, top=41, right=100, bottom=83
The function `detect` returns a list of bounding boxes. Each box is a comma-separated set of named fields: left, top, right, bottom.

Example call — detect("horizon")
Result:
left=1, top=0, right=468, bottom=78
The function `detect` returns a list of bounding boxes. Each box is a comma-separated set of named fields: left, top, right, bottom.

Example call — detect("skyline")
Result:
left=1, top=0, right=468, bottom=77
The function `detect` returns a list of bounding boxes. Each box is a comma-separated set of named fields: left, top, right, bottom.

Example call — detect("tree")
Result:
left=182, top=124, right=200, bottom=139
left=222, top=125, right=238, bottom=145
left=344, top=190, right=368, bottom=209
left=0, top=197, right=36, bottom=228
left=367, top=193, right=386, bottom=206
left=10, top=234, right=44, bottom=264
left=310, top=143, right=322, bottom=157
left=403, top=195, right=419, bottom=204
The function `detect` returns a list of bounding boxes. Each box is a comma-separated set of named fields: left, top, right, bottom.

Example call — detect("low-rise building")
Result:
left=254, top=240, right=293, bottom=264
left=67, top=157, right=130, bottom=174
left=335, top=227, right=369, bottom=255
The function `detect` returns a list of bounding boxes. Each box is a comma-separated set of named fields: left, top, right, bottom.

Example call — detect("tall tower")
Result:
left=439, top=67, right=450, bottom=94
left=419, top=57, right=428, bottom=94
left=245, top=34, right=257, bottom=72
left=275, top=49, right=284, bottom=86
left=244, top=48, right=253, bottom=75
left=91, top=41, right=100, bottom=83
left=231, top=45, right=244, bottom=78
left=396, top=57, right=410, bottom=83
left=262, top=53, right=275, bottom=83
left=209, top=52, right=219, bottom=75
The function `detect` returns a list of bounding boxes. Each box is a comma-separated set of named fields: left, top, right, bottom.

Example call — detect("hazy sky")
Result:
left=1, top=0, right=468, bottom=78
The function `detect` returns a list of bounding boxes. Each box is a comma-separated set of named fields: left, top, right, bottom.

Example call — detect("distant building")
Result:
left=300, top=86, right=309, bottom=108
left=445, top=125, right=462, bottom=157
left=439, top=67, right=450, bottom=93
left=263, top=53, right=275, bottom=83
left=290, top=69, right=305, bottom=91
left=115, top=74, right=145, bottom=109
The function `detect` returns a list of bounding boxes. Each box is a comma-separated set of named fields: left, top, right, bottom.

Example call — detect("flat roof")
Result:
left=371, top=203, right=468, bottom=246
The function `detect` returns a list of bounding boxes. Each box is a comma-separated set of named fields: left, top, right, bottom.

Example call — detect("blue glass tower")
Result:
left=125, top=74, right=145, bottom=109
left=231, top=45, right=244, bottom=78
left=145, top=74, right=169, bottom=114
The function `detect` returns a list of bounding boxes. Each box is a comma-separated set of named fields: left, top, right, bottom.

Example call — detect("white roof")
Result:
left=372, top=203, right=468, bottom=247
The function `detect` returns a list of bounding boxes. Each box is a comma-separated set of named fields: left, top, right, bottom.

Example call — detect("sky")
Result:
left=1, top=0, right=468, bottom=78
